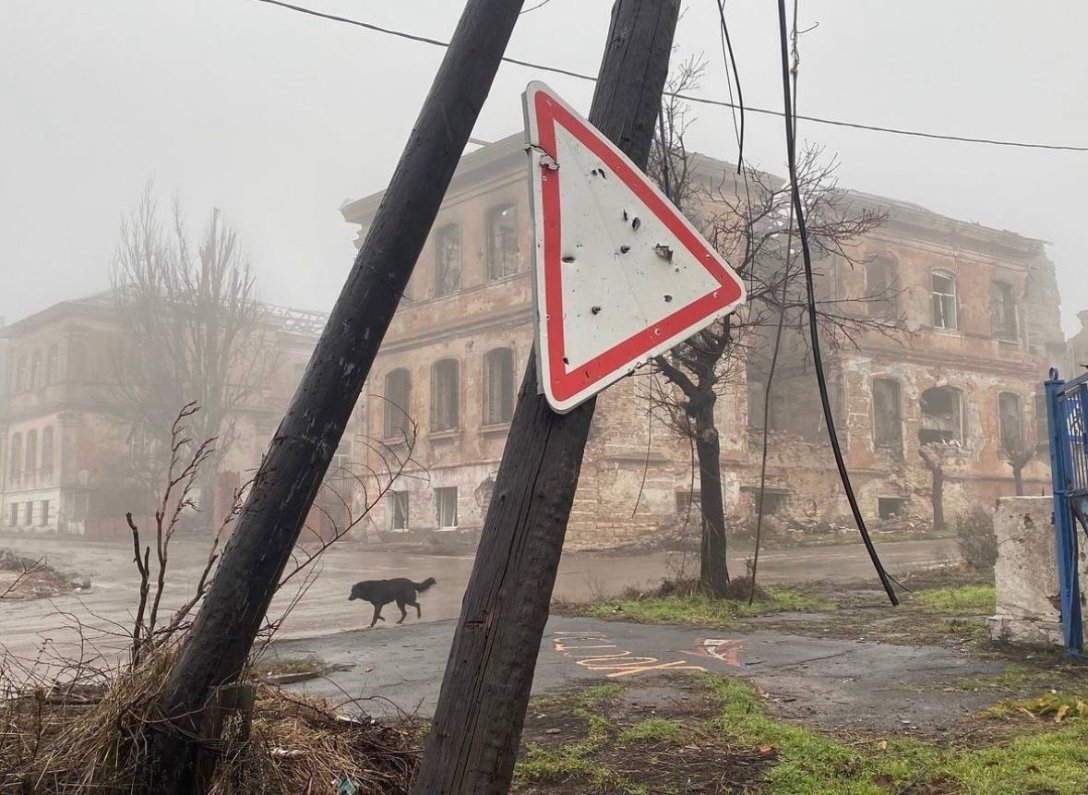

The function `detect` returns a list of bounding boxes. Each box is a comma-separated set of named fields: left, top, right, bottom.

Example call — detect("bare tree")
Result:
left=1002, top=438, right=1038, bottom=497
left=646, top=66, right=893, bottom=596
left=918, top=442, right=954, bottom=532
left=110, top=182, right=276, bottom=521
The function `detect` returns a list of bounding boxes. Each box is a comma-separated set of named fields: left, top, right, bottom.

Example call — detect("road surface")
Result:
left=0, top=535, right=955, bottom=665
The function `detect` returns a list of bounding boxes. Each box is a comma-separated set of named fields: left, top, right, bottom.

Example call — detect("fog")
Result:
left=2, top=0, right=1086, bottom=332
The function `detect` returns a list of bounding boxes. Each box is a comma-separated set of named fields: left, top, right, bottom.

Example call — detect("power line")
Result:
left=254, top=0, right=1088, bottom=153
left=774, top=0, right=898, bottom=606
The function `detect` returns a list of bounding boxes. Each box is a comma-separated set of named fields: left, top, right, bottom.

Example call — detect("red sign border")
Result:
left=528, top=84, right=745, bottom=409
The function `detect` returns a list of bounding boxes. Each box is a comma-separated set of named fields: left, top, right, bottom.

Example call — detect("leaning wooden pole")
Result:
left=146, top=0, right=526, bottom=789
left=413, top=2, right=681, bottom=791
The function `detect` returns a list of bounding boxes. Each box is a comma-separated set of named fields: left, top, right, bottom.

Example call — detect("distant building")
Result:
left=0, top=293, right=352, bottom=539
left=341, top=134, right=1065, bottom=548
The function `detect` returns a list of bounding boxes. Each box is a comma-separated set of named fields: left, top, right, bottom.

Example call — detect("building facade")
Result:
left=0, top=294, right=356, bottom=539
left=1, top=137, right=1068, bottom=546
left=342, top=134, right=1066, bottom=548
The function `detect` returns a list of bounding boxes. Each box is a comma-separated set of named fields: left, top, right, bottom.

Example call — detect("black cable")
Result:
left=252, top=0, right=1088, bottom=153
left=775, top=0, right=898, bottom=606
left=715, top=0, right=745, bottom=168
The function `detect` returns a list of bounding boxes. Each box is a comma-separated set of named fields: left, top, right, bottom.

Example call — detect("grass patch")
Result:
left=576, top=587, right=832, bottom=629
left=913, top=584, right=995, bottom=615
left=704, top=674, right=1088, bottom=794
left=616, top=717, right=683, bottom=744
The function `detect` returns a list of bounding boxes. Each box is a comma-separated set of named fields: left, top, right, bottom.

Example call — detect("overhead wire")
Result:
left=774, top=0, right=898, bottom=605
left=253, top=0, right=1088, bottom=153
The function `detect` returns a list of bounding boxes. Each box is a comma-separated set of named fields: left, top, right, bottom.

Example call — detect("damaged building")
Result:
left=341, top=134, right=1066, bottom=547
left=0, top=137, right=1069, bottom=546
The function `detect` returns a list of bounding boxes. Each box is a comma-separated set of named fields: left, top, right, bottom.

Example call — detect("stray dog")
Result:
left=348, top=577, right=436, bottom=628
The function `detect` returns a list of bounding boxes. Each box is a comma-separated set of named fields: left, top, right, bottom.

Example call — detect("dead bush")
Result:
left=956, top=507, right=998, bottom=571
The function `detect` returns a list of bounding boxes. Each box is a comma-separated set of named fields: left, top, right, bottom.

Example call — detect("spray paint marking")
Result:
left=693, top=638, right=747, bottom=670
left=552, top=631, right=707, bottom=679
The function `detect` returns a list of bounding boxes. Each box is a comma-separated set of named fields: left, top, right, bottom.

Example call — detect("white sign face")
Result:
left=523, top=81, right=746, bottom=414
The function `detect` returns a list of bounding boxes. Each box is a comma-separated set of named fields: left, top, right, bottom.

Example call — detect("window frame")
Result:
left=871, top=377, right=903, bottom=455
left=383, top=368, right=412, bottom=441
left=486, top=203, right=519, bottom=282
left=434, top=486, right=458, bottom=529
left=991, top=280, right=1019, bottom=341
left=865, top=254, right=898, bottom=321
left=931, top=271, right=959, bottom=330
left=483, top=348, right=515, bottom=426
left=434, top=223, right=462, bottom=297
left=430, top=359, right=461, bottom=433
left=998, top=392, right=1024, bottom=452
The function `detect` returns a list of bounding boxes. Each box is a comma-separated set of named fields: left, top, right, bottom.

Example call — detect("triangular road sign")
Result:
left=523, top=81, right=746, bottom=414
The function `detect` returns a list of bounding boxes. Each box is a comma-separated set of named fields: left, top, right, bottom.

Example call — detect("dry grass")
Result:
left=0, top=645, right=419, bottom=793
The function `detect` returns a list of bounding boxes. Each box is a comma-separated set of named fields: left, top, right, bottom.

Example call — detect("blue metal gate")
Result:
left=1044, top=367, right=1087, bottom=657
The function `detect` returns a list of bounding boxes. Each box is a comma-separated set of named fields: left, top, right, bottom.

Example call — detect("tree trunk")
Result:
left=931, top=467, right=945, bottom=532
left=694, top=399, right=729, bottom=595
left=1013, top=464, right=1025, bottom=497
left=145, top=1, right=527, bottom=790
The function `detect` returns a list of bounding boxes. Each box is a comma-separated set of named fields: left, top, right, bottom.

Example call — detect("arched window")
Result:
left=865, top=254, right=898, bottom=320
left=871, top=378, right=902, bottom=454
left=431, top=359, right=460, bottom=432
left=25, top=430, right=37, bottom=472
left=484, top=348, right=515, bottom=425
left=9, top=433, right=22, bottom=479
left=383, top=368, right=412, bottom=440
left=931, top=271, right=958, bottom=330
left=998, top=392, right=1023, bottom=452
left=41, top=427, right=54, bottom=474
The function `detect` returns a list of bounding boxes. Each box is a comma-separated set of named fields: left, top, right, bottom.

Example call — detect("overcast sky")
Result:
left=2, top=1, right=1085, bottom=336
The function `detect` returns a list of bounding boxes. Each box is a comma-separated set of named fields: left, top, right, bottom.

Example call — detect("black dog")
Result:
left=348, top=577, right=436, bottom=628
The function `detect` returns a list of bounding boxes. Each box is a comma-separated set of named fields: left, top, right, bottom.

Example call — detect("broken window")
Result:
left=46, top=345, right=58, bottom=384
left=487, top=204, right=519, bottom=281
left=25, top=430, right=37, bottom=472
left=998, top=392, right=1023, bottom=452
left=484, top=348, right=515, bottom=425
left=30, top=350, right=42, bottom=390
left=435, top=487, right=458, bottom=528
left=991, top=281, right=1018, bottom=340
left=435, top=223, right=462, bottom=297
left=919, top=386, right=963, bottom=445
left=865, top=255, right=898, bottom=320
left=431, top=359, right=460, bottom=432
left=878, top=497, right=906, bottom=520
left=23, top=501, right=33, bottom=526
left=41, top=427, right=54, bottom=475
left=390, top=491, right=409, bottom=530
left=39, top=500, right=50, bottom=526
left=931, top=272, right=958, bottom=330
left=872, top=378, right=903, bottom=454
left=8, top=433, right=21, bottom=480
left=383, top=368, right=411, bottom=440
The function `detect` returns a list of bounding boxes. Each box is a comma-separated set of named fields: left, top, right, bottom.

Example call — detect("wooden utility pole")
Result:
left=413, top=2, right=681, bottom=792
left=146, top=0, right=526, bottom=789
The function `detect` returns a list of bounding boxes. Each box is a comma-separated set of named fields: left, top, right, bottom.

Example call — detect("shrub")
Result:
left=957, top=507, right=997, bottom=571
